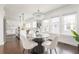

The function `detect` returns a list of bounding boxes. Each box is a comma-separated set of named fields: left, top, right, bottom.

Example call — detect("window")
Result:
left=42, top=20, right=49, bottom=33
left=26, top=23, right=31, bottom=29
left=63, top=14, right=77, bottom=35
left=50, top=17, right=60, bottom=34
left=32, top=21, right=36, bottom=28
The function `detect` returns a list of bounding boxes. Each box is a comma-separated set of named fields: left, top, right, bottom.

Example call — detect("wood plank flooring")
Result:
left=3, top=37, right=22, bottom=54
left=0, top=35, right=78, bottom=54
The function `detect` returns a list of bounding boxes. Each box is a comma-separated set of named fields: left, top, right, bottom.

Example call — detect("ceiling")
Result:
left=4, top=4, right=68, bottom=21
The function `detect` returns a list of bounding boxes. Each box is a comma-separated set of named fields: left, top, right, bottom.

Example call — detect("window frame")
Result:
left=49, top=16, right=60, bottom=34
left=62, top=12, right=77, bottom=35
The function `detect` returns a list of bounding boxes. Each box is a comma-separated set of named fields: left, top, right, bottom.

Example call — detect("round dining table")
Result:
left=31, top=38, right=45, bottom=54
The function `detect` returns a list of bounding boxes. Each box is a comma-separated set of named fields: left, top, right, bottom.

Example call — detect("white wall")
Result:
left=6, top=19, right=20, bottom=35
left=0, top=5, right=5, bottom=45
left=46, top=5, right=79, bottom=46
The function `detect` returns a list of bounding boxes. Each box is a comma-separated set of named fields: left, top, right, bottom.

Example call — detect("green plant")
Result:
left=71, top=30, right=79, bottom=42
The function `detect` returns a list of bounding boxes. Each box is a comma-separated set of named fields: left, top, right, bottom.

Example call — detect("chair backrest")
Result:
left=50, top=36, right=58, bottom=48
left=20, top=34, right=28, bottom=48
left=20, top=33, right=37, bottom=49
left=42, top=33, right=49, bottom=41
left=48, top=34, right=57, bottom=40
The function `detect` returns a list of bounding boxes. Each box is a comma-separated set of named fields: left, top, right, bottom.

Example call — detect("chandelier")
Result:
left=32, top=9, right=45, bottom=37
left=33, top=9, right=45, bottom=29
left=33, top=9, right=45, bottom=20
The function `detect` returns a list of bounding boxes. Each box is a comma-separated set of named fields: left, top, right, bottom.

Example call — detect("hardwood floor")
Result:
left=58, top=42, right=78, bottom=54
left=0, top=35, right=78, bottom=54
left=3, top=38, right=22, bottom=54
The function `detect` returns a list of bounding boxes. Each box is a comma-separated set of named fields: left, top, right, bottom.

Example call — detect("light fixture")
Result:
left=33, top=9, right=45, bottom=37
left=33, top=9, right=45, bottom=20
left=33, top=9, right=45, bottom=29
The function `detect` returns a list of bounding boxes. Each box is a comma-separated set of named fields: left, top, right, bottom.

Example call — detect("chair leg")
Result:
left=23, top=49, right=30, bottom=54
left=54, top=48, right=57, bottom=54
left=23, top=49, right=25, bottom=54
left=47, top=48, right=50, bottom=54
left=50, top=49, right=52, bottom=54
left=28, top=49, right=30, bottom=54
left=44, top=48, right=47, bottom=54
left=47, top=48, right=49, bottom=54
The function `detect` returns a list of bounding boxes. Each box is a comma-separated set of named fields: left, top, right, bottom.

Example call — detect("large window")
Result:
left=32, top=21, right=36, bottom=28
left=50, top=17, right=60, bottom=34
left=26, top=22, right=31, bottom=29
left=42, top=20, right=49, bottom=33
left=63, top=13, right=77, bottom=35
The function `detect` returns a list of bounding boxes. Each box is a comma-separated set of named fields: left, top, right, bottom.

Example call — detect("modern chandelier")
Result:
left=33, top=9, right=45, bottom=20
left=33, top=9, right=45, bottom=28
left=32, top=9, right=45, bottom=37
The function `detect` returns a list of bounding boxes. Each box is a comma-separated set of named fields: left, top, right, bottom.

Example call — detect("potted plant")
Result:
left=71, top=30, right=79, bottom=53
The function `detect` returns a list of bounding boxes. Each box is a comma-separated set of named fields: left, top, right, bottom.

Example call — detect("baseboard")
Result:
left=59, top=42, right=78, bottom=47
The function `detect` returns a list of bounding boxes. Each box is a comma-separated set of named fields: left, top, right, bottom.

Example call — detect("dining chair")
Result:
left=42, top=36, right=58, bottom=54
left=42, top=33, right=49, bottom=41
left=20, top=34, right=38, bottom=54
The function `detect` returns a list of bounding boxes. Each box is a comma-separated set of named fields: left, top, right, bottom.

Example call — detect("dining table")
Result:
left=31, top=38, right=45, bottom=54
